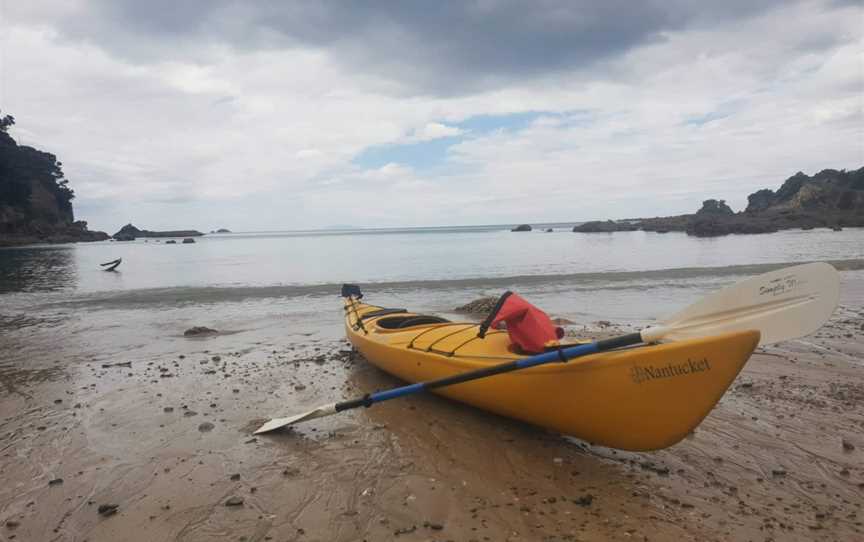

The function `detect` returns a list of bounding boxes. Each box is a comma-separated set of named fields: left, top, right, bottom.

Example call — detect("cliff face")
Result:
left=745, top=169, right=864, bottom=214
left=0, top=113, right=108, bottom=246
left=574, top=167, right=864, bottom=236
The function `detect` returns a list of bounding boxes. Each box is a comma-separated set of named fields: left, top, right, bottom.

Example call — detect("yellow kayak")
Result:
left=344, top=298, right=759, bottom=451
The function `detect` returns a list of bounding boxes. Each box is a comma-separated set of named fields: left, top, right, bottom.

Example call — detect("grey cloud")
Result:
left=23, top=0, right=805, bottom=95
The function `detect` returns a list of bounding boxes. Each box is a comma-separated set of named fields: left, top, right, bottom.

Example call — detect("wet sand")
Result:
left=1, top=296, right=862, bottom=541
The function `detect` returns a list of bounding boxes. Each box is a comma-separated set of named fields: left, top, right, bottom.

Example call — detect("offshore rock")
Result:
left=112, top=223, right=204, bottom=240
left=686, top=216, right=779, bottom=237
left=573, top=220, right=638, bottom=233
left=184, top=326, right=218, bottom=337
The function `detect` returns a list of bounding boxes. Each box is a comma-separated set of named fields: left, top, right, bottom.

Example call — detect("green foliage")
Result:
left=850, top=168, right=864, bottom=190
left=775, top=172, right=809, bottom=202
left=0, top=112, right=14, bottom=133
left=746, top=188, right=776, bottom=212
left=0, top=109, right=75, bottom=221
left=697, top=199, right=734, bottom=215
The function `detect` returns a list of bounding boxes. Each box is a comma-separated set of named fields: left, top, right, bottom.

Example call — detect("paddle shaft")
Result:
left=334, top=332, right=642, bottom=413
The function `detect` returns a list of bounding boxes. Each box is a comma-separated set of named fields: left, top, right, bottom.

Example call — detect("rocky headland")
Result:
left=574, top=168, right=864, bottom=237
left=0, top=111, right=109, bottom=247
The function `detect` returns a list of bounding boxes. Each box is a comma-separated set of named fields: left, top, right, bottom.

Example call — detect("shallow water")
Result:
left=1, top=226, right=862, bottom=374
left=1, top=226, right=862, bottom=293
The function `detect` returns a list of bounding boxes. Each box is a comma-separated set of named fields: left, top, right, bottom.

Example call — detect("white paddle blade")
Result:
left=650, top=262, right=839, bottom=345
left=253, top=402, right=338, bottom=434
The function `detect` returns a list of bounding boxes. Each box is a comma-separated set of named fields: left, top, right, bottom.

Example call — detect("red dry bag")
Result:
left=478, top=292, right=563, bottom=354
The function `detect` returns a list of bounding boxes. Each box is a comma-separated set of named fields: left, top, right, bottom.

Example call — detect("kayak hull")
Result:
left=344, top=300, right=759, bottom=451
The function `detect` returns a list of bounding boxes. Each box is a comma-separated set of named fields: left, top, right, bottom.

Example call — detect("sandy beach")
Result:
left=1, top=279, right=862, bottom=542
left=3, top=0, right=863, bottom=539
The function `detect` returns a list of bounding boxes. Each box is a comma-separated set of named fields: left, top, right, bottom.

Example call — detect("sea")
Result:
left=1, top=224, right=862, bottom=372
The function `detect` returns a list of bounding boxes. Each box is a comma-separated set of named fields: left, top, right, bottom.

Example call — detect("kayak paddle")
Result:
left=254, top=262, right=839, bottom=434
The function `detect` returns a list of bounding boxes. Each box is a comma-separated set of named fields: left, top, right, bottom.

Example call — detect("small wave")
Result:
left=0, top=313, right=68, bottom=330
left=36, top=258, right=864, bottom=310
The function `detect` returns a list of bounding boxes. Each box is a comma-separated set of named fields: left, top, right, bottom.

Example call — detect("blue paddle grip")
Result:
left=371, top=382, right=425, bottom=402
left=514, top=342, right=600, bottom=368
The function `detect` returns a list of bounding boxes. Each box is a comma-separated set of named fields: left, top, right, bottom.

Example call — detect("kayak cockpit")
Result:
left=376, top=315, right=450, bottom=329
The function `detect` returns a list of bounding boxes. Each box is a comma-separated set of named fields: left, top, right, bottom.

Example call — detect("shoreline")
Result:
left=0, top=279, right=862, bottom=540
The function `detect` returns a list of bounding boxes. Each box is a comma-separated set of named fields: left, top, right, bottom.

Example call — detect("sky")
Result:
left=1, top=0, right=862, bottom=232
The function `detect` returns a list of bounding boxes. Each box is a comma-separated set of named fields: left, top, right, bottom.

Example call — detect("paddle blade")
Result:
left=649, top=262, right=839, bottom=345
left=253, top=402, right=338, bottom=434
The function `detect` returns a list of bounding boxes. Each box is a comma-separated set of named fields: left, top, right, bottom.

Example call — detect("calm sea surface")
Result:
left=1, top=225, right=862, bottom=370
left=1, top=225, right=862, bottom=294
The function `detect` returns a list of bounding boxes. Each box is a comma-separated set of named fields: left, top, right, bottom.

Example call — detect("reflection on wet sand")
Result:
left=0, top=315, right=72, bottom=398
left=336, top=360, right=690, bottom=539
left=0, top=362, right=67, bottom=399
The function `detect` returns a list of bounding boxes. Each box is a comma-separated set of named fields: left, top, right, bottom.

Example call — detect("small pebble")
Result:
left=98, top=504, right=119, bottom=517
left=225, top=496, right=244, bottom=507
left=574, top=494, right=594, bottom=507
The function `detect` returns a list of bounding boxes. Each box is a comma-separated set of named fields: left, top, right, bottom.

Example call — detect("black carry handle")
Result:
left=477, top=291, right=513, bottom=338
left=341, top=283, right=363, bottom=299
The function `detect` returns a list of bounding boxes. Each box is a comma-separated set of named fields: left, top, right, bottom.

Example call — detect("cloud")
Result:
left=407, top=123, right=464, bottom=143
left=1, top=1, right=861, bottom=231
left=10, top=1, right=801, bottom=95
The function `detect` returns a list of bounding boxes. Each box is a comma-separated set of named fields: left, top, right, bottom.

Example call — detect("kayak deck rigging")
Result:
left=349, top=299, right=570, bottom=361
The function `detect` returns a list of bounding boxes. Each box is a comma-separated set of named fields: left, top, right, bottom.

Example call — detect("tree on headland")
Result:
left=0, top=112, right=14, bottom=133
left=696, top=199, right=734, bottom=215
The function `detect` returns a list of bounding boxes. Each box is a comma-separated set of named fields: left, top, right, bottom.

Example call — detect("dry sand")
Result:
left=1, top=297, right=862, bottom=541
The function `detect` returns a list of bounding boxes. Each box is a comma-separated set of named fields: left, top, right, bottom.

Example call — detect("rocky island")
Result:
left=574, top=167, right=863, bottom=237
left=112, top=223, right=204, bottom=241
left=0, top=110, right=109, bottom=246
